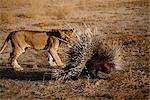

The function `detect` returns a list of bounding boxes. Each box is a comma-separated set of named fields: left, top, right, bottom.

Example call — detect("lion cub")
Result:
left=0, top=29, right=74, bottom=71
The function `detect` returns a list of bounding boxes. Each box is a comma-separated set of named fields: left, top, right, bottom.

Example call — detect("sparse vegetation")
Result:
left=0, top=0, right=149, bottom=100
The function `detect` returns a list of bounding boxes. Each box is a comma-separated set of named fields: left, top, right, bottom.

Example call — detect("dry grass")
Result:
left=26, top=0, right=77, bottom=19
left=0, top=0, right=149, bottom=99
left=0, top=69, right=149, bottom=100
left=47, top=1, right=76, bottom=19
left=0, top=11, right=16, bottom=23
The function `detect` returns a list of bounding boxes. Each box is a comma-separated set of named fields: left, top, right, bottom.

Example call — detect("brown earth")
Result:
left=0, top=0, right=149, bottom=100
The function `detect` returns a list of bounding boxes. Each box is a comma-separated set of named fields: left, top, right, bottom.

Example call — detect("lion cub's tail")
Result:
left=0, top=31, right=14, bottom=54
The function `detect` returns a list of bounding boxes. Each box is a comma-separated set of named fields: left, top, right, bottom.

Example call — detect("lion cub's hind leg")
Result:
left=10, top=48, right=25, bottom=71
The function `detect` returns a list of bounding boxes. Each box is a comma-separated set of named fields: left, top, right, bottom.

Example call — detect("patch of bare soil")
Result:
left=0, top=0, right=149, bottom=99
left=0, top=68, right=149, bottom=100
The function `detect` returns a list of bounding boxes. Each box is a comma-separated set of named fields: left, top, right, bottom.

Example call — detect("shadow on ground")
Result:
left=0, top=65, right=52, bottom=81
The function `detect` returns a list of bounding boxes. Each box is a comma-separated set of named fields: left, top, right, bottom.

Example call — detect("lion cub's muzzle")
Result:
left=57, top=37, right=72, bottom=48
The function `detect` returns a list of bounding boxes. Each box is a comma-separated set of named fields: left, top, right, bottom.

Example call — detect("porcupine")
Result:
left=51, top=28, right=117, bottom=80
left=85, top=32, right=150, bottom=78
left=51, top=29, right=150, bottom=80
left=51, top=28, right=95, bottom=80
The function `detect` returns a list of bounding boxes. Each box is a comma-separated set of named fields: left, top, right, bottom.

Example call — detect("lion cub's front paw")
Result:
left=13, top=66, right=24, bottom=71
left=49, top=61, right=64, bottom=67
left=49, top=61, right=57, bottom=67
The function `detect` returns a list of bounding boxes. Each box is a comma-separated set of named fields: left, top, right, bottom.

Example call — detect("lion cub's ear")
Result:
left=50, top=29, right=61, bottom=38
left=58, top=30, right=63, bottom=35
left=58, top=30, right=66, bottom=39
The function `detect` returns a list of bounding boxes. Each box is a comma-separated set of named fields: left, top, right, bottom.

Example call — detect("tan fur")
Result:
left=0, top=29, right=74, bottom=71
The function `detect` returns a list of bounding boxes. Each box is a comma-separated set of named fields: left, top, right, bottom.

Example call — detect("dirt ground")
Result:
left=0, top=0, right=149, bottom=100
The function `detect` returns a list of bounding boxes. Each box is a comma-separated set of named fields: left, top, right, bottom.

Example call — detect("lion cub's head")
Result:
left=51, top=29, right=74, bottom=47
left=59, top=29, right=74, bottom=44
